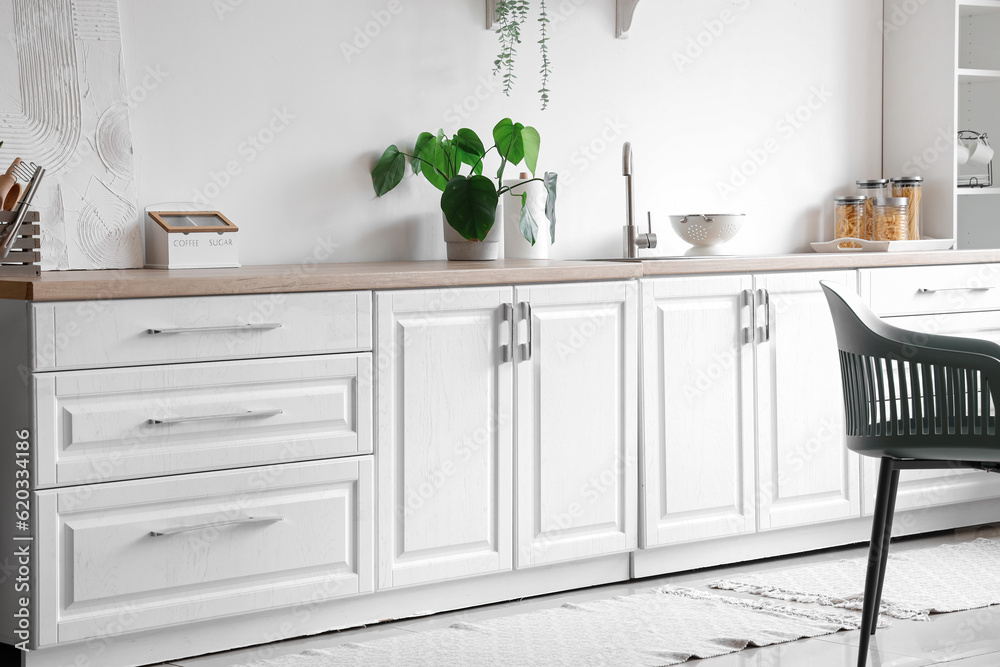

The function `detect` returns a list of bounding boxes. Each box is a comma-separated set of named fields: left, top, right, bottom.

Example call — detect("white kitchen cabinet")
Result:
left=376, top=287, right=514, bottom=589
left=640, top=270, right=860, bottom=545
left=858, top=265, right=1000, bottom=515
left=513, top=282, right=637, bottom=567
left=641, top=275, right=756, bottom=546
left=755, top=271, right=861, bottom=530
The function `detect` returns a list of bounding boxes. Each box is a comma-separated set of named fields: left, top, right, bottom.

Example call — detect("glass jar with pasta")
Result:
left=890, top=176, right=923, bottom=240
left=872, top=197, right=910, bottom=241
left=856, top=179, right=889, bottom=240
left=834, top=196, right=866, bottom=247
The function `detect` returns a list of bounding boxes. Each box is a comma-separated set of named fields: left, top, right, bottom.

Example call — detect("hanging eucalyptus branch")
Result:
left=538, top=0, right=551, bottom=110
left=493, top=0, right=552, bottom=110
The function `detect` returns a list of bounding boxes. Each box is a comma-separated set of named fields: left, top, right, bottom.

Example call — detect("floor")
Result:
left=164, top=526, right=1000, bottom=667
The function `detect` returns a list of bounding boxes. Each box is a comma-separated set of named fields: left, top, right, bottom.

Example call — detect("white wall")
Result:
left=118, top=0, right=883, bottom=263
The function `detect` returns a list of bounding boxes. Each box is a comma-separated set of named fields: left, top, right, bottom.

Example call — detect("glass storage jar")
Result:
left=890, top=176, right=923, bottom=241
left=856, top=179, right=889, bottom=240
left=872, top=197, right=910, bottom=241
left=833, top=195, right=866, bottom=247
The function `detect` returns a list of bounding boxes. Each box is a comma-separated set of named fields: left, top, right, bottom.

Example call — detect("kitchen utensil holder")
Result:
left=0, top=210, right=40, bottom=276
left=958, top=130, right=993, bottom=188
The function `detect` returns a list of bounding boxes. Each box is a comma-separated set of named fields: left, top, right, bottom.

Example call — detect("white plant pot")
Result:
left=443, top=202, right=503, bottom=261
left=503, top=180, right=550, bottom=259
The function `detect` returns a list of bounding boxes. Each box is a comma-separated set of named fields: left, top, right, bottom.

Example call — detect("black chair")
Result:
left=821, top=281, right=1000, bottom=667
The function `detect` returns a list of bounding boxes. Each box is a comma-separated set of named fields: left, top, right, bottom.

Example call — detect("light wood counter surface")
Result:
left=0, top=260, right=643, bottom=302
left=4, top=251, right=1000, bottom=301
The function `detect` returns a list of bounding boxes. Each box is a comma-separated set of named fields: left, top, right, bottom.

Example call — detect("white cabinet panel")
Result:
left=32, top=291, right=372, bottom=371
left=514, top=282, right=637, bottom=566
left=33, top=354, right=372, bottom=487
left=756, top=271, right=861, bottom=530
left=641, top=275, right=756, bottom=546
left=35, top=458, right=373, bottom=646
left=865, top=264, right=1000, bottom=317
left=376, top=288, right=513, bottom=589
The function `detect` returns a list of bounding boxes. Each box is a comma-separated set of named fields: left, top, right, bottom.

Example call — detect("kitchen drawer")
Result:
left=34, top=354, right=372, bottom=487
left=31, top=291, right=372, bottom=371
left=35, top=457, right=374, bottom=647
left=864, top=264, right=1000, bottom=316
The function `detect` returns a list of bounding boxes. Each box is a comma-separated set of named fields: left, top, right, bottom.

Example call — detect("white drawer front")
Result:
left=36, top=457, right=374, bottom=646
left=865, top=264, right=1000, bottom=316
left=34, top=355, right=372, bottom=487
left=32, top=291, right=372, bottom=371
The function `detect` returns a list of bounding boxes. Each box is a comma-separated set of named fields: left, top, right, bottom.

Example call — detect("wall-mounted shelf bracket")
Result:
left=487, top=0, right=640, bottom=37
left=486, top=0, right=498, bottom=29
left=617, top=0, right=640, bottom=38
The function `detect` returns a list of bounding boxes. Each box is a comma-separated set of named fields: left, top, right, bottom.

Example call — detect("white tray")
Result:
left=810, top=237, right=955, bottom=253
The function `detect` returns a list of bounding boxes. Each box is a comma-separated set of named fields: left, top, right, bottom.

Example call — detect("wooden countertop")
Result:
left=633, top=249, right=1000, bottom=275
left=0, top=260, right=643, bottom=301
left=3, top=250, right=1000, bottom=301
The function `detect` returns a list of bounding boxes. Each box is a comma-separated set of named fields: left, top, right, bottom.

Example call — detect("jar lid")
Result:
left=873, top=197, right=910, bottom=207
left=834, top=195, right=866, bottom=203
left=856, top=179, right=889, bottom=187
left=890, top=176, right=924, bottom=184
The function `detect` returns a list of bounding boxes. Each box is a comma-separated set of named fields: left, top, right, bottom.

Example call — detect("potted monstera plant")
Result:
left=372, top=118, right=557, bottom=260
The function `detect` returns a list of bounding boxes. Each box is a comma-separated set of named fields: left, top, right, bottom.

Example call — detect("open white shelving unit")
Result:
left=885, top=0, right=1000, bottom=248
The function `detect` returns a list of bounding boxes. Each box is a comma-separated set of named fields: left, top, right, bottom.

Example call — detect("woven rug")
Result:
left=711, top=537, right=1000, bottom=622
left=232, top=587, right=869, bottom=667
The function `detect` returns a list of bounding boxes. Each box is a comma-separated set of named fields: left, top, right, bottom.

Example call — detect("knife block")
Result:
left=0, top=210, right=41, bottom=276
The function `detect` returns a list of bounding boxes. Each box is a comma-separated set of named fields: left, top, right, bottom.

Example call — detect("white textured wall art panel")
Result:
left=0, top=0, right=140, bottom=270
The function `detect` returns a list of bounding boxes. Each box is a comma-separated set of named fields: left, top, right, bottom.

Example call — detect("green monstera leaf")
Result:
left=544, top=172, right=558, bottom=243
left=371, top=145, right=406, bottom=197
left=441, top=175, right=499, bottom=241
left=519, top=192, right=539, bottom=246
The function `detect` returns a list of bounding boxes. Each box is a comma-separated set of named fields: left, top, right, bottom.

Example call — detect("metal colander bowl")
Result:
left=669, top=214, right=745, bottom=247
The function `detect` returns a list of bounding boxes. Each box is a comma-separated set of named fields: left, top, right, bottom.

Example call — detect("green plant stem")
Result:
left=398, top=151, right=449, bottom=183
left=497, top=177, right=544, bottom=197
left=471, top=146, right=498, bottom=174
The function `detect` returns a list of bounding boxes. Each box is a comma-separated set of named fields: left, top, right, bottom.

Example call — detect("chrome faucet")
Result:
left=622, top=142, right=656, bottom=258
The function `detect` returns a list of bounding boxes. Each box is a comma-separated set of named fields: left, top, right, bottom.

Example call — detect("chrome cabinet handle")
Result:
left=917, top=287, right=995, bottom=293
left=757, top=288, right=771, bottom=343
left=501, top=303, right=514, bottom=363
left=146, top=323, right=283, bottom=335
left=149, top=514, right=284, bottom=537
left=741, top=289, right=755, bottom=344
left=520, top=302, right=533, bottom=361
left=147, top=408, right=283, bottom=425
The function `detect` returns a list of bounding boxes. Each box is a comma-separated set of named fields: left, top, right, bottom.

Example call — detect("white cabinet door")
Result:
left=860, top=310, right=1000, bottom=515
left=376, top=287, right=514, bottom=589
left=513, top=282, right=637, bottom=567
left=641, top=275, right=756, bottom=547
left=756, top=271, right=861, bottom=530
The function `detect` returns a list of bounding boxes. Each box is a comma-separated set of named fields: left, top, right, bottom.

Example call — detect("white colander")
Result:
left=669, top=214, right=745, bottom=247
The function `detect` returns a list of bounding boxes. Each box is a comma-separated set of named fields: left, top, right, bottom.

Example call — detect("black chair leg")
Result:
left=870, top=466, right=899, bottom=635
left=858, top=457, right=897, bottom=667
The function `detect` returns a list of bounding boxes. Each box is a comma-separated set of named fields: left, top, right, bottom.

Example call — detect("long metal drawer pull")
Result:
left=741, top=289, right=755, bottom=344
left=149, top=514, right=284, bottom=537
left=501, top=303, right=514, bottom=363
left=146, top=323, right=283, bottom=335
left=917, top=287, right=995, bottom=293
left=520, top=302, right=533, bottom=361
left=147, top=408, right=283, bottom=425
